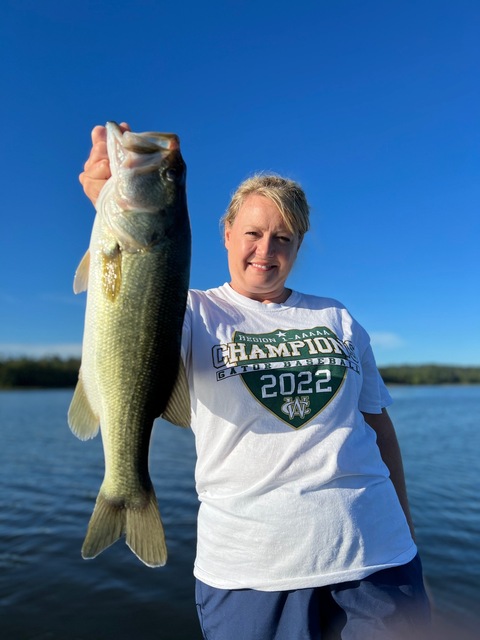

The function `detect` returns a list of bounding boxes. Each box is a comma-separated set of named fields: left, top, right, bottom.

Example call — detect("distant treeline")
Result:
left=0, top=357, right=80, bottom=389
left=0, top=357, right=480, bottom=389
left=379, top=364, right=480, bottom=385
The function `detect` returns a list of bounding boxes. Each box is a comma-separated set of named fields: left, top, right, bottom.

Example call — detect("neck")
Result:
left=228, top=283, right=291, bottom=304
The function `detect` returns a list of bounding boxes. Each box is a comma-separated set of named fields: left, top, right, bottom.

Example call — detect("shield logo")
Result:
left=232, top=327, right=351, bottom=429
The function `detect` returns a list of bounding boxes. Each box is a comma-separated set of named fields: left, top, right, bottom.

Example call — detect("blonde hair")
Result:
left=221, top=174, right=310, bottom=240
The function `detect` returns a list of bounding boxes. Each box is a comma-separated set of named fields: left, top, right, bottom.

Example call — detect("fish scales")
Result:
left=68, top=122, right=191, bottom=567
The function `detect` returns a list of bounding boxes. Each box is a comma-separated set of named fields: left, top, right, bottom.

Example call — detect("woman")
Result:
left=80, top=124, right=431, bottom=640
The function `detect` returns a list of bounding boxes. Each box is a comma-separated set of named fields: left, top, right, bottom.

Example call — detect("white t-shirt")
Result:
left=182, top=283, right=417, bottom=591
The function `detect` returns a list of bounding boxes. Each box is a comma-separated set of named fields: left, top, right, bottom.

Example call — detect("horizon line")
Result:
left=0, top=343, right=478, bottom=369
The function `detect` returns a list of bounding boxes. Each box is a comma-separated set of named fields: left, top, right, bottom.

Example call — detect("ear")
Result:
left=224, top=224, right=232, bottom=250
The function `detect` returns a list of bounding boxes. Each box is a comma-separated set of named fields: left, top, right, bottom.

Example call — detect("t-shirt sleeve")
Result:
left=358, top=341, right=392, bottom=414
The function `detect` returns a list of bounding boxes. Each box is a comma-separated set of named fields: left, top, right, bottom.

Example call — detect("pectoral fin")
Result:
left=161, top=359, right=191, bottom=428
left=73, top=250, right=90, bottom=294
left=68, top=377, right=100, bottom=440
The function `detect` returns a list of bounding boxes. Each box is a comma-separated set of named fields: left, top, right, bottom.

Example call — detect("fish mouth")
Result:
left=106, top=121, right=180, bottom=173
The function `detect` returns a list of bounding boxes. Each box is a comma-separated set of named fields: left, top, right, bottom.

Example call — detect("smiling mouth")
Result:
left=249, top=262, right=276, bottom=271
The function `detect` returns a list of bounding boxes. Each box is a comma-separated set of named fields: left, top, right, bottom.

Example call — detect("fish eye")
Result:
left=164, top=161, right=185, bottom=185
left=165, top=168, right=178, bottom=182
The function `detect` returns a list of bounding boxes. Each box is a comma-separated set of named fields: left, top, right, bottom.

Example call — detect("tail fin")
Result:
left=125, top=495, right=168, bottom=567
left=81, top=490, right=168, bottom=567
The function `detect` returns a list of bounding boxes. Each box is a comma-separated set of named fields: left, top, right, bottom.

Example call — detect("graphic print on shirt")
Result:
left=212, top=326, right=360, bottom=429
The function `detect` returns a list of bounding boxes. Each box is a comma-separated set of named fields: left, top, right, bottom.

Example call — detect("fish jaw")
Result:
left=97, top=123, right=188, bottom=253
left=106, top=121, right=182, bottom=185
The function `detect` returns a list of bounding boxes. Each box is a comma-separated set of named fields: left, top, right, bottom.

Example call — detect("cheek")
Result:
left=235, top=238, right=255, bottom=257
left=226, top=236, right=250, bottom=264
left=280, top=246, right=297, bottom=264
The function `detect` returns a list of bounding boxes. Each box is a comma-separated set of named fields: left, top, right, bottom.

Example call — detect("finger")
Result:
left=84, top=122, right=130, bottom=171
left=90, top=122, right=130, bottom=141
left=83, top=141, right=109, bottom=172
left=83, top=157, right=111, bottom=180
left=79, top=174, right=107, bottom=205
left=91, top=125, right=107, bottom=145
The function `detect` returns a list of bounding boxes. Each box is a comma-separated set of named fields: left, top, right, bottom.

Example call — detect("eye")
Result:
left=165, top=168, right=178, bottom=182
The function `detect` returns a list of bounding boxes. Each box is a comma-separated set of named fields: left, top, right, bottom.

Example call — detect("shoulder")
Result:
left=188, top=285, right=227, bottom=306
left=186, top=285, right=238, bottom=319
left=293, top=291, right=347, bottom=312
left=293, top=291, right=370, bottom=340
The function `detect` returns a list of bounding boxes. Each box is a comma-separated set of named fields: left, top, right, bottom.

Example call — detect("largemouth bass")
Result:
left=68, top=121, right=191, bottom=567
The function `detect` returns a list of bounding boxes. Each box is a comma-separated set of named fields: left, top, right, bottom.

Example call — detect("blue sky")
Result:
left=1, top=0, right=478, bottom=366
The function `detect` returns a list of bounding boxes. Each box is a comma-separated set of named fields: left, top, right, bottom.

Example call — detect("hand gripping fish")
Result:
left=68, top=122, right=191, bottom=567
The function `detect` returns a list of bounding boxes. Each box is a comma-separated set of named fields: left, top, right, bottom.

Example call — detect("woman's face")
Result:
left=224, top=194, right=301, bottom=303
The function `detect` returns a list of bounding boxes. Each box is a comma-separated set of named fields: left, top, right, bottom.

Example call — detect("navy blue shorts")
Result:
left=195, top=554, right=431, bottom=640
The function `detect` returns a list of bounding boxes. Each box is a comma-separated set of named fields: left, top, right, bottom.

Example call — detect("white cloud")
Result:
left=0, top=343, right=82, bottom=359
left=370, top=332, right=405, bottom=350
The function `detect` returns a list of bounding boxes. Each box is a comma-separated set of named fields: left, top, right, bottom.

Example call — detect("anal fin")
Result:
left=68, top=377, right=100, bottom=440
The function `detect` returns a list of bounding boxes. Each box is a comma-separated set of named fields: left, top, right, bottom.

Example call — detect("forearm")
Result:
left=362, top=408, right=416, bottom=541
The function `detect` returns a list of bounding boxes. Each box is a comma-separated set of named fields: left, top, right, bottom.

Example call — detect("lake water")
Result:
left=0, top=386, right=479, bottom=639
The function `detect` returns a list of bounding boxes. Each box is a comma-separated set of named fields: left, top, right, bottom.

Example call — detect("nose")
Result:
left=257, top=235, right=275, bottom=258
